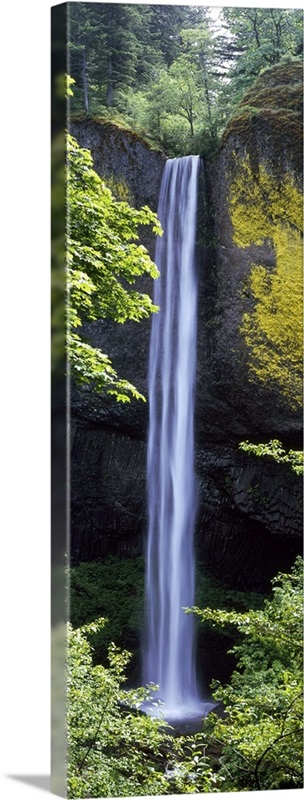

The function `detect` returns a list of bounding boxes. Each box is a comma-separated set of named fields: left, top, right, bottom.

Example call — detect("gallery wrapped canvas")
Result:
left=51, top=2, right=303, bottom=797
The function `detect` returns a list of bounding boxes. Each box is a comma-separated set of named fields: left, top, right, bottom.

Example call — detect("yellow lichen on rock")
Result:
left=229, top=155, right=303, bottom=409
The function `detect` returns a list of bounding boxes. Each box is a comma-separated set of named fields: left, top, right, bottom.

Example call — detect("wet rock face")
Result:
left=69, top=91, right=302, bottom=591
left=70, top=118, right=166, bottom=214
left=71, top=419, right=302, bottom=591
left=195, top=445, right=301, bottom=591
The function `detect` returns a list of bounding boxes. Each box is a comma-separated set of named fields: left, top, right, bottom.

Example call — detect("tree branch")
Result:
left=77, top=689, right=112, bottom=774
left=254, top=727, right=303, bottom=790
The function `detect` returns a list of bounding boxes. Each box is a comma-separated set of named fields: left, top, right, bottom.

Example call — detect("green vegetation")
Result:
left=67, top=558, right=303, bottom=795
left=51, top=130, right=66, bottom=375
left=221, top=61, right=303, bottom=177
left=239, top=439, right=303, bottom=476
left=67, top=618, right=173, bottom=797
left=69, top=556, right=266, bottom=670
left=67, top=4, right=303, bottom=156
left=67, top=133, right=161, bottom=402
left=220, top=8, right=303, bottom=107
left=69, top=557, right=145, bottom=680
left=228, top=154, right=303, bottom=408
left=64, top=7, right=303, bottom=795
left=187, top=557, right=303, bottom=791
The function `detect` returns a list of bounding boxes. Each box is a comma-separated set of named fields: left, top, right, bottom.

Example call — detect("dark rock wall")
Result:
left=69, top=76, right=303, bottom=593
left=195, top=445, right=301, bottom=591
left=69, top=118, right=166, bottom=426
left=69, top=118, right=162, bottom=568
left=70, top=118, right=166, bottom=213
left=197, top=63, right=303, bottom=441
left=194, top=64, right=302, bottom=590
left=71, top=420, right=147, bottom=563
left=201, top=149, right=301, bottom=439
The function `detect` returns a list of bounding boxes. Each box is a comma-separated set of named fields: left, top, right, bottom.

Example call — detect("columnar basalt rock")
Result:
left=69, top=63, right=303, bottom=591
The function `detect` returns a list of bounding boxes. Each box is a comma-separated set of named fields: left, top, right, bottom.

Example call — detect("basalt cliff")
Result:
left=69, top=62, right=303, bottom=592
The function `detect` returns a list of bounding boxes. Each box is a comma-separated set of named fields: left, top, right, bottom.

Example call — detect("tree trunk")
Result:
left=107, top=54, right=114, bottom=107
left=251, top=13, right=261, bottom=49
left=180, top=105, right=194, bottom=136
left=82, top=46, right=89, bottom=114
left=271, top=10, right=283, bottom=63
left=189, top=111, right=194, bottom=137
left=200, top=52, right=213, bottom=132
left=157, top=110, right=161, bottom=139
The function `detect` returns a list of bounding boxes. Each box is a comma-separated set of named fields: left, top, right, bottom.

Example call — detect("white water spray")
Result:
left=143, top=157, right=213, bottom=723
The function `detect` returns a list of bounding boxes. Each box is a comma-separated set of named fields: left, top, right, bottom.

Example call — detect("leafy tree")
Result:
left=179, top=21, right=222, bottom=136
left=67, top=560, right=303, bottom=795
left=141, top=56, right=202, bottom=146
left=221, top=8, right=303, bottom=103
left=51, top=129, right=66, bottom=376
left=187, top=557, right=303, bottom=791
left=140, top=69, right=189, bottom=151
left=114, top=87, right=153, bottom=139
left=69, top=557, right=146, bottom=676
left=67, top=3, right=228, bottom=148
left=131, top=11, right=225, bottom=152
left=67, top=4, right=303, bottom=154
left=67, top=617, right=173, bottom=797
left=140, top=50, right=216, bottom=154
left=67, top=133, right=161, bottom=402
left=169, top=56, right=200, bottom=137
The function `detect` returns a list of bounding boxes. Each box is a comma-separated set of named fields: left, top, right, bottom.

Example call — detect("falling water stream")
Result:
left=143, top=157, right=214, bottom=725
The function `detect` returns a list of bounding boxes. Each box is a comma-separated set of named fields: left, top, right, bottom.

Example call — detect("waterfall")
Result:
left=143, top=157, right=213, bottom=723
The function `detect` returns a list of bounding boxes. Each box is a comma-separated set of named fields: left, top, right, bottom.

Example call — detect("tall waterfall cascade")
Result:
left=143, top=156, right=214, bottom=723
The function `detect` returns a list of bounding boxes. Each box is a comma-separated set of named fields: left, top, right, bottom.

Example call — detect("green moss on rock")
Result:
left=228, top=155, right=303, bottom=409
left=69, top=113, right=164, bottom=154
left=221, top=61, right=303, bottom=176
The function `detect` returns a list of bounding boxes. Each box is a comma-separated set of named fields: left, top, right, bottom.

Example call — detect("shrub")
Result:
left=188, top=557, right=303, bottom=791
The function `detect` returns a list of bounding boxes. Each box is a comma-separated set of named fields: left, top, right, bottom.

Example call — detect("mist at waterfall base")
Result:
left=142, top=157, right=216, bottom=727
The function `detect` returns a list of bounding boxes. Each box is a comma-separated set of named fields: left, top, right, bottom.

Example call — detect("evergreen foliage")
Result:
left=221, top=7, right=303, bottom=105
left=67, top=4, right=303, bottom=155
